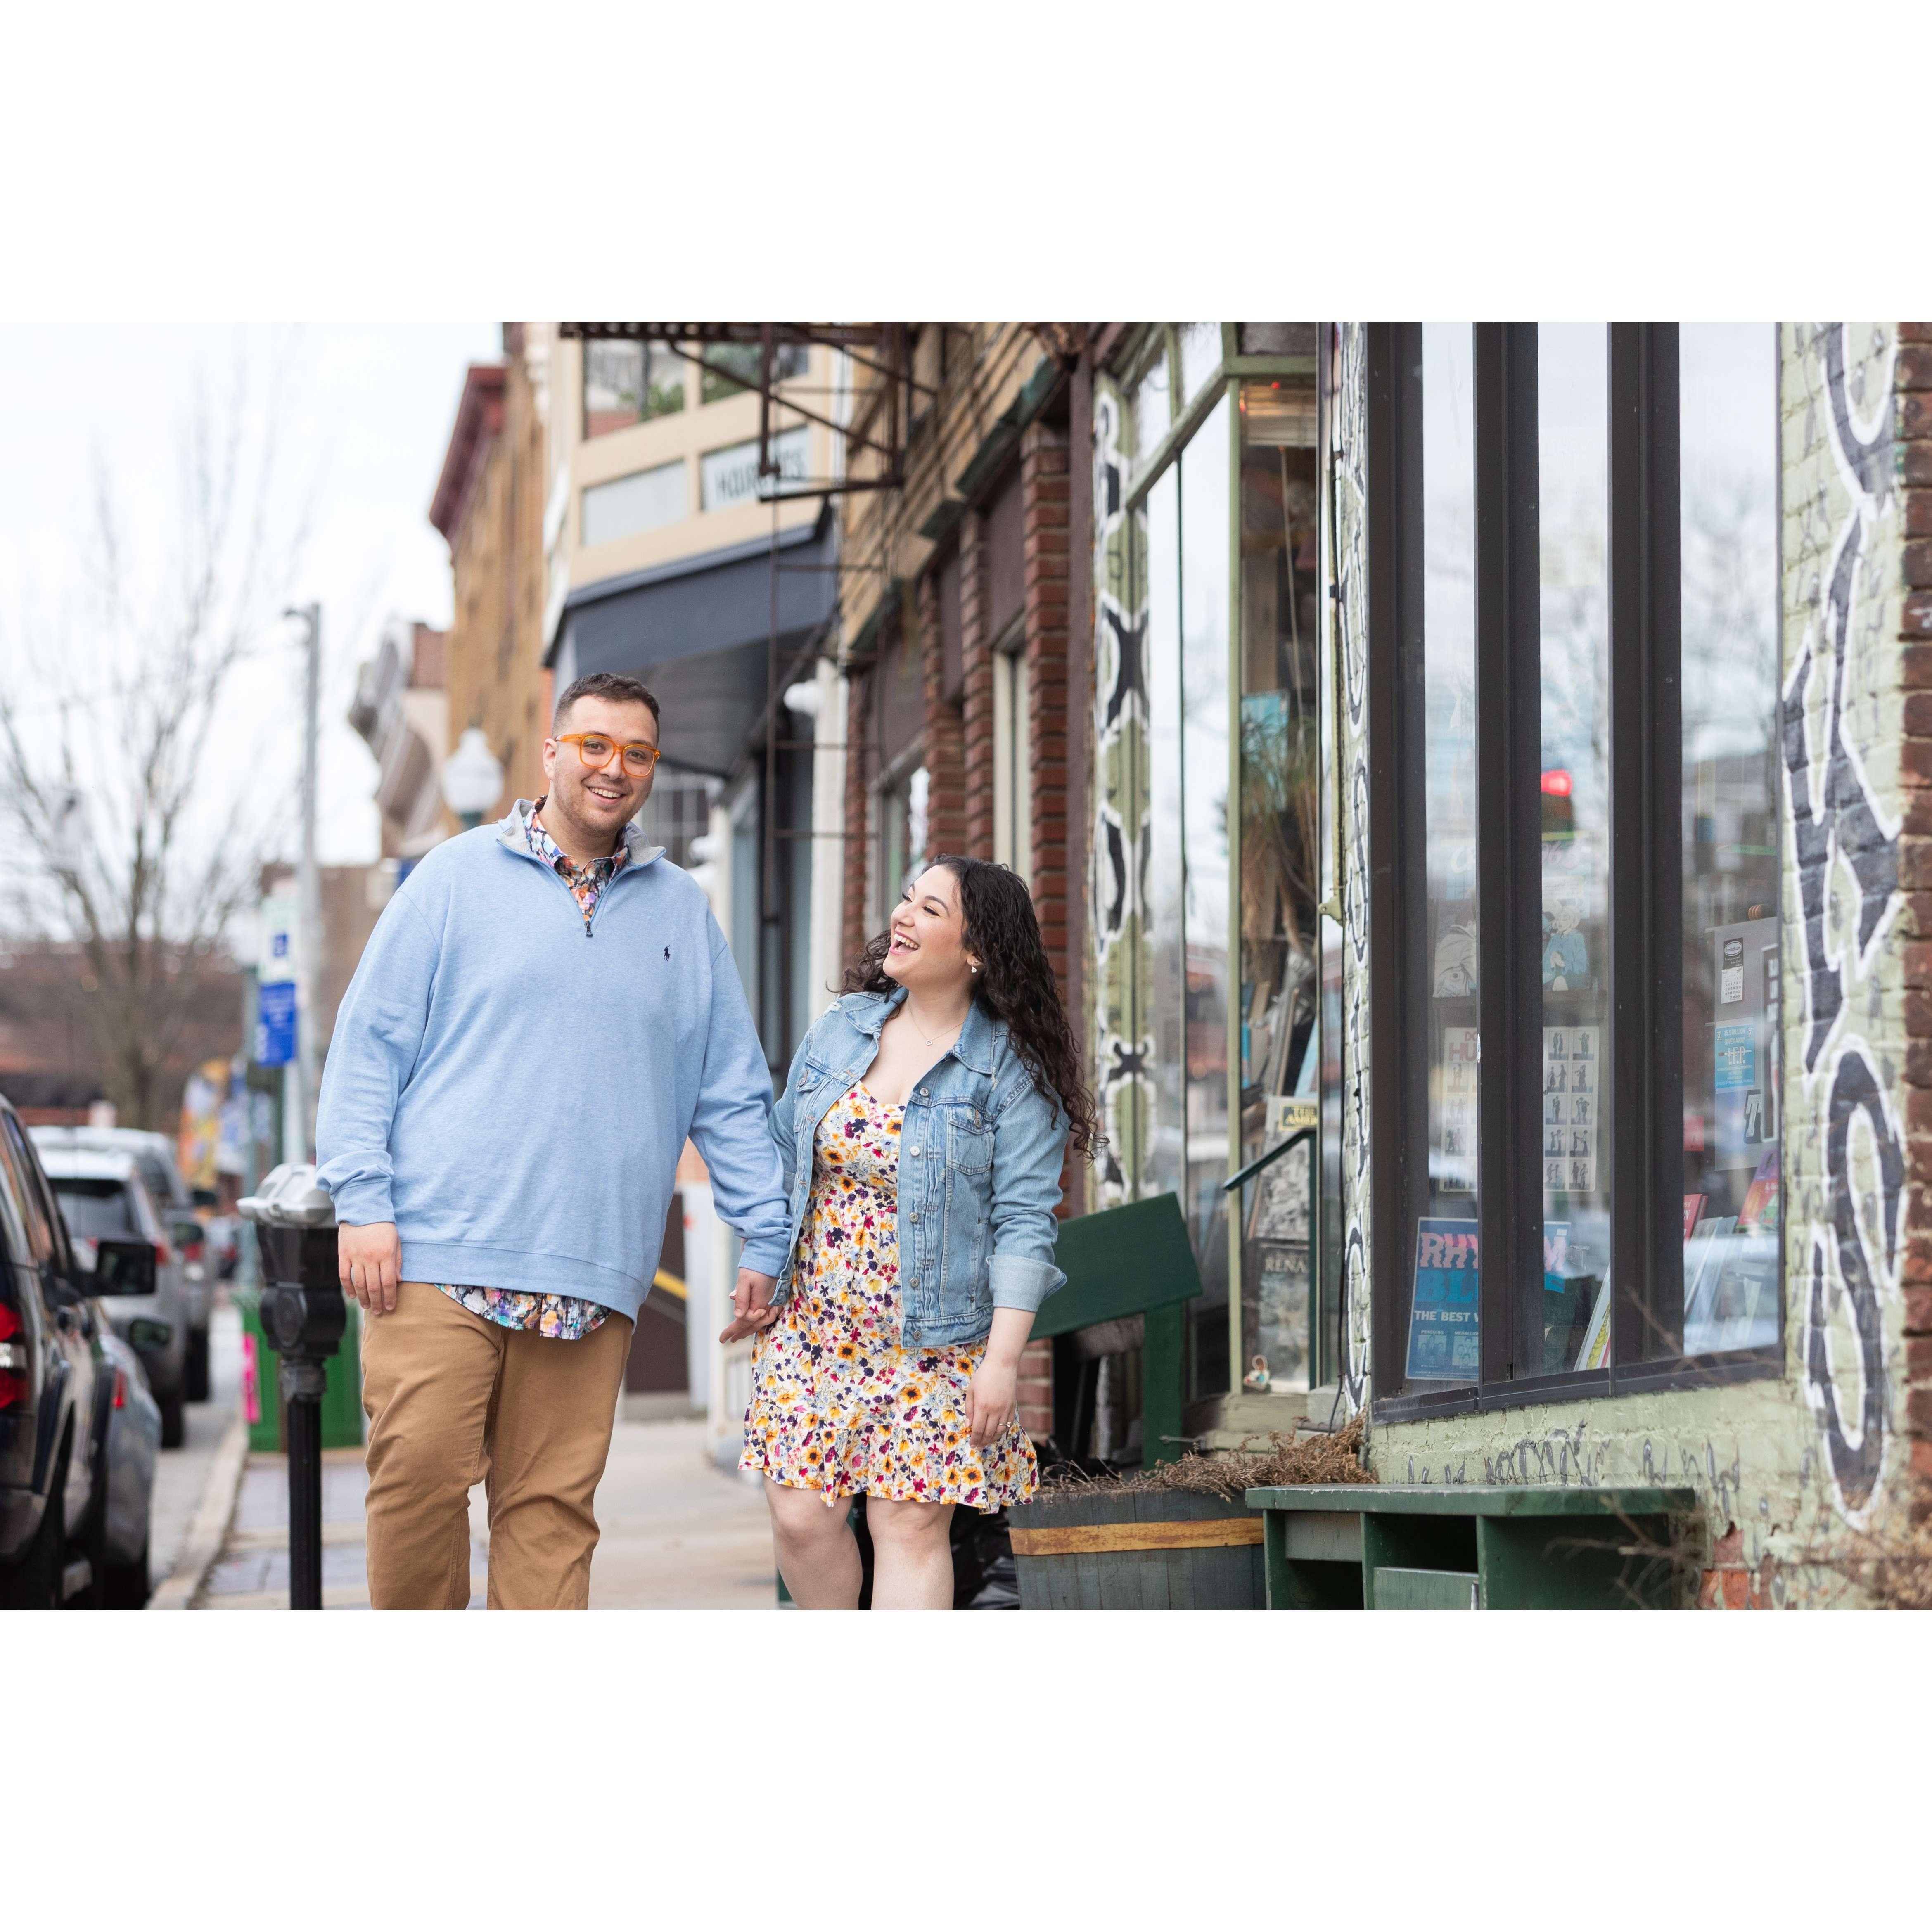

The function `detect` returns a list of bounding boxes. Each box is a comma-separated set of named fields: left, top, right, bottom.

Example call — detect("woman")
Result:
left=725, top=854, right=1100, bottom=1609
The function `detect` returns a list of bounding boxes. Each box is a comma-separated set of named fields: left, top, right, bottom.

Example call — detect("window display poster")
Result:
left=1541, top=1026, right=1598, bottom=1193
left=1438, top=1027, right=1478, bottom=1194
left=1407, top=1218, right=1479, bottom=1380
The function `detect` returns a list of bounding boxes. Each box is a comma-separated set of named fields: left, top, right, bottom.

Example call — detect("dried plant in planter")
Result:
left=1040, top=1413, right=1374, bottom=1501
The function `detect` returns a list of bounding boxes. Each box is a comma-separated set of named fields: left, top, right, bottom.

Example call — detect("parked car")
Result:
left=30, top=1126, right=213, bottom=1401
left=92, top=1333, right=161, bottom=1606
left=36, top=1147, right=189, bottom=1448
left=0, top=1095, right=160, bottom=1609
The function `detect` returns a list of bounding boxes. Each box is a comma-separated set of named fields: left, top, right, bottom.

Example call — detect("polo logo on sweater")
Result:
left=664, top=946, right=670, bottom=960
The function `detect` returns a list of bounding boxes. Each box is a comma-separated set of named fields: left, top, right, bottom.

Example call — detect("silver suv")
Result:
left=36, top=1147, right=190, bottom=1447
left=31, top=1126, right=213, bottom=1402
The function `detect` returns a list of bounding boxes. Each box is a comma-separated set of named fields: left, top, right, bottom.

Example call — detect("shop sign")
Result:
left=699, top=426, right=808, bottom=510
left=1407, top=1219, right=1479, bottom=1380
left=1406, top=1220, right=1577, bottom=1380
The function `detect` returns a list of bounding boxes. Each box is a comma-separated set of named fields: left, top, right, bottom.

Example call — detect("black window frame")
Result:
left=1366, top=322, right=1784, bottom=1422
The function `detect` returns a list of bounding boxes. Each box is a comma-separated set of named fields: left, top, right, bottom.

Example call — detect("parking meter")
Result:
left=237, top=1164, right=341, bottom=1610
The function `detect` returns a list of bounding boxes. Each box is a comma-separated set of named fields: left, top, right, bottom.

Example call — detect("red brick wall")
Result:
left=960, top=510, right=996, bottom=856
left=842, top=667, right=871, bottom=970
left=1901, top=322, right=1932, bottom=1520
left=1023, top=419, right=1074, bottom=994
left=1018, top=1338, right=1055, bottom=1444
left=920, top=571, right=967, bottom=860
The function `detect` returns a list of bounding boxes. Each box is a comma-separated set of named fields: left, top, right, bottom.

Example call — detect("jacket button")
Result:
left=908, top=1145, right=921, bottom=1156
left=919, top=1086, right=930, bottom=1098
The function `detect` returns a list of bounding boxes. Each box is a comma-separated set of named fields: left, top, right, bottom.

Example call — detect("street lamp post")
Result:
left=282, top=603, right=322, bottom=1162
left=441, top=726, right=505, bottom=831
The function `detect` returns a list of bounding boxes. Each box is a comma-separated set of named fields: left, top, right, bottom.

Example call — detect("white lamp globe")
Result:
left=441, top=727, right=505, bottom=827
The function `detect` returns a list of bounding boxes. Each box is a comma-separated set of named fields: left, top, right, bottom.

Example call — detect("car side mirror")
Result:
left=92, top=1238, right=158, bottom=1297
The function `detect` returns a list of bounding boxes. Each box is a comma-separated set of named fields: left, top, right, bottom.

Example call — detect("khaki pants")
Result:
left=360, top=1282, right=633, bottom=1610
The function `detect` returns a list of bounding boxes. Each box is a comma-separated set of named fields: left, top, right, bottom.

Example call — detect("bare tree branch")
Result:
left=0, top=344, right=308, bottom=1128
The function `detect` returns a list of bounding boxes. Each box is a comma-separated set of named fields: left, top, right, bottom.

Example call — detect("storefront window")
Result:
left=1413, top=323, right=1480, bottom=1390
left=992, top=644, right=1032, bottom=887
left=1677, top=324, right=1781, bottom=1357
left=879, top=762, right=929, bottom=915
left=1181, top=395, right=1233, bottom=1384
left=701, top=339, right=808, bottom=405
left=583, top=339, right=686, bottom=437
left=1143, top=465, right=1185, bottom=1214
left=1126, top=378, right=1236, bottom=1397
left=1130, top=341, right=1172, bottom=474
left=1235, top=377, right=1321, bottom=1401
left=1367, top=322, right=1783, bottom=1416
left=1535, top=324, right=1613, bottom=1376
left=1177, top=322, right=1222, bottom=411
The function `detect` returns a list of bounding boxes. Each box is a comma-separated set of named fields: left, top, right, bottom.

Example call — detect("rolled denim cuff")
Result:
left=988, top=1252, right=1066, bottom=1314
left=738, top=1234, right=791, bottom=1280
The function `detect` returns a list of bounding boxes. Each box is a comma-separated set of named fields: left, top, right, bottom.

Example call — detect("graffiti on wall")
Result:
left=1090, top=378, right=1152, bottom=1203
left=1330, top=323, right=1372, bottom=1413
left=1781, top=321, right=1904, bottom=1523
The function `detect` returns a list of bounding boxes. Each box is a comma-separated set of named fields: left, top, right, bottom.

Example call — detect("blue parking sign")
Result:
left=256, top=980, right=297, bottom=1067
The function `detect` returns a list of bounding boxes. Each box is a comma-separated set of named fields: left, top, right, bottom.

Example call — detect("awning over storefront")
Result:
left=546, top=509, right=837, bottom=777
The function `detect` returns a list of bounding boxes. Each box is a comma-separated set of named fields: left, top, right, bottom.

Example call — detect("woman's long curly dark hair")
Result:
left=844, top=854, right=1102, bottom=1160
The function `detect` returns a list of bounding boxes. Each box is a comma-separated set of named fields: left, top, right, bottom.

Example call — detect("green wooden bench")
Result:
left=1244, top=1483, right=1700, bottom=1608
left=1032, top=1192, right=1202, bottom=1468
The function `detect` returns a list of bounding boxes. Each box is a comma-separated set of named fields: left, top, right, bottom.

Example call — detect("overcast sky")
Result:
left=0, top=322, right=501, bottom=869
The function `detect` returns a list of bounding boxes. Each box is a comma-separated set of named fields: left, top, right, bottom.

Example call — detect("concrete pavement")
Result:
left=145, top=1294, right=243, bottom=1592
left=195, top=1411, right=780, bottom=1610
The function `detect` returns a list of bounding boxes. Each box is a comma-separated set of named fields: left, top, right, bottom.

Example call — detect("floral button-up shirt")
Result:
left=434, top=799, right=624, bottom=1342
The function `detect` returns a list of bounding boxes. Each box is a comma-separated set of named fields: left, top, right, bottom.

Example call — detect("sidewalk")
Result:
left=196, top=1413, right=778, bottom=1610
left=147, top=1297, right=243, bottom=1586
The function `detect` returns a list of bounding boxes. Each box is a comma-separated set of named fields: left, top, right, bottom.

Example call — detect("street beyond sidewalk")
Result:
left=196, top=1412, right=780, bottom=1610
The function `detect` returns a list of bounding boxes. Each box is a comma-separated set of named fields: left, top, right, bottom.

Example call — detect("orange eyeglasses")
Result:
left=556, top=732, right=662, bottom=776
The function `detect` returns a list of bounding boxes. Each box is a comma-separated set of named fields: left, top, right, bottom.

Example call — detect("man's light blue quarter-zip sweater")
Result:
left=315, top=801, right=789, bottom=1323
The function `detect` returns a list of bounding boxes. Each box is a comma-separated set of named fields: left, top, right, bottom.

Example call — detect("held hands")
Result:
left=339, top=1221, right=402, bottom=1316
left=719, top=1268, right=780, bottom=1344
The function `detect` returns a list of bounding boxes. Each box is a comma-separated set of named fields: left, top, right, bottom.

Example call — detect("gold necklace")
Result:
left=905, top=1005, right=964, bottom=1050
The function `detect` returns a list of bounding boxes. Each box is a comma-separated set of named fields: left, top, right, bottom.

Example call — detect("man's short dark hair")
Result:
left=553, top=672, right=661, bottom=733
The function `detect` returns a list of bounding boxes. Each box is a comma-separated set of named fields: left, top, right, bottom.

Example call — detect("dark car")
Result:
left=0, top=1098, right=159, bottom=1610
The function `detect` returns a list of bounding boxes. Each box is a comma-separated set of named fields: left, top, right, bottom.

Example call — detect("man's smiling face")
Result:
left=541, top=692, right=660, bottom=844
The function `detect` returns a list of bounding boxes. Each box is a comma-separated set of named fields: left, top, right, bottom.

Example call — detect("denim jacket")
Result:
left=768, top=986, right=1068, bottom=1349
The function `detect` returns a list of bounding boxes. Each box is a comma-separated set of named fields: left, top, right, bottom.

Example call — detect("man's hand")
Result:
left=719, top=1268, right=779, bottom=1344
left=339, top=1221, right=402, bottom=1316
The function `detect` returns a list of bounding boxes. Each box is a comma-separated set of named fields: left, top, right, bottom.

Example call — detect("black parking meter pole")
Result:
left=254, top=1221, right=345, bottom=1611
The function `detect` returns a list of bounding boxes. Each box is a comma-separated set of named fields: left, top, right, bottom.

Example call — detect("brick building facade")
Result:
left=431, top=330, right=551, bottom=821
left=833, top=327, right=1095, bottom=1438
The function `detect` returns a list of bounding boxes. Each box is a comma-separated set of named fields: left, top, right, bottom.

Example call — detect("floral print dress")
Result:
left=741, top=1083, right=1038, bottom=1512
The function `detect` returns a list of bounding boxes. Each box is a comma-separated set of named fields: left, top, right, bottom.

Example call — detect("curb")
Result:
left=148, top=1410, right=249, bottom=1610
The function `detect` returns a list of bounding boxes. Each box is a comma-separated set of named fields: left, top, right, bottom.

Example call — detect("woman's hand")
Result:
left=967, top=1351, right=1019, bottom=1449
left=968, top=1307, right=1036, bottom=1446
left=719, top=1268, right=780, bottom=1344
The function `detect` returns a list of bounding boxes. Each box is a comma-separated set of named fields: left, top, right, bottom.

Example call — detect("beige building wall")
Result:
left=541, top=333, right=837, bottom=636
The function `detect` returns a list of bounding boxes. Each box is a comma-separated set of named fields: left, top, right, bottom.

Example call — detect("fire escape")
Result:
left=557, top=325, right=927, bottom=1064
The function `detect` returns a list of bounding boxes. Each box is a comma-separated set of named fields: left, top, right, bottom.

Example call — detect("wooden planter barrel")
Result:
left=1007, top=1491, right=1265, bottom=1610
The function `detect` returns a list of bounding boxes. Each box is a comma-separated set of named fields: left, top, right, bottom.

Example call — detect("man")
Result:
left=316, top=671, right=786, bottom=1609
